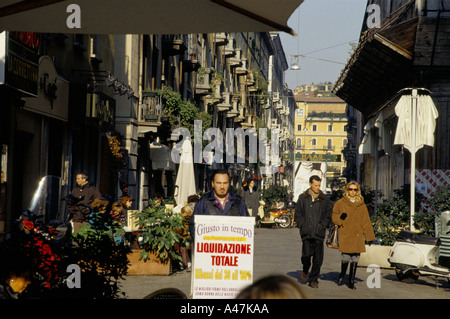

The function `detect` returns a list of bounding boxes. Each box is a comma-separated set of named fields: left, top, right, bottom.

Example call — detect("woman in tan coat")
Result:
left=332, top=182, right=375, bottom=289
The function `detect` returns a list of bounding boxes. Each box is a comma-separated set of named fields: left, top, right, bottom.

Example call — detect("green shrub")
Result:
left=132, top=201, right=184, bottom=266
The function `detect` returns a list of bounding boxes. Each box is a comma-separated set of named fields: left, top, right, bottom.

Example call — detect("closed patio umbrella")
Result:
left=393, top=88, right=439, bottom=231
left=174, top=137, right=196, bottom=207
left=0, top=0, right=302, bottom=35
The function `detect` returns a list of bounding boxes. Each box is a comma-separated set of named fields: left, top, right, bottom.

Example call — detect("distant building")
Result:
left=294, top=90, right=350, bottom=190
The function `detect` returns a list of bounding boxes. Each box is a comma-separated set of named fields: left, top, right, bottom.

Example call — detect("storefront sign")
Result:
left=283, top=152, right=341, bottom=162
left=0, top=31, right=39, bottom=96
left=23, top=56, right=69, bottom=122
left=192, top=215, right=254, bottom=299
left=86, top=92, right=115, bottom=127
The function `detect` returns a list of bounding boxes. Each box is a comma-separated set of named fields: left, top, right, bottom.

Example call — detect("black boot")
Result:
left=337, top=261, right=348, bottom=285
left=348, top=262, right=358, bottom=290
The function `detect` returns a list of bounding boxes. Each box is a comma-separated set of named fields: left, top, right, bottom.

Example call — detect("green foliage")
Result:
left=71, top=211, right=129, bottom=299
left=156, top=86, right=199, bottom=136
left=371, top=189, right=411, bottom=246
left=414, top=210, right=439, bottom=237
left=132, top=201, right=184, bottom=266
left=370, top=186, right=438, bottom=245
left=428, top=185, right=450, bottom=213
left=261, top=184, right=289, bottom=207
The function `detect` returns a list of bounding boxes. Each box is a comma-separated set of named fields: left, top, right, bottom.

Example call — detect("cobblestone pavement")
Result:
left=119, top=227, right=450, bottom=299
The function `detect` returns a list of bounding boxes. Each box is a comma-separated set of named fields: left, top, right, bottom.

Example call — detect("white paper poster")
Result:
left=191, top=215, right=255, bottom=299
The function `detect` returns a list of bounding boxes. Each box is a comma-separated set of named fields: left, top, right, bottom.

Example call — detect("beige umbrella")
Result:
left=174, top=137, right=196, bottom=207
left=393, top=88, right=439, bottom=231
left=0, top=0, right=302, bottom=35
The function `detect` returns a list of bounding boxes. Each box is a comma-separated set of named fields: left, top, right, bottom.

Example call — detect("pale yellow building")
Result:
left=294, top=91, right=348, bottom=186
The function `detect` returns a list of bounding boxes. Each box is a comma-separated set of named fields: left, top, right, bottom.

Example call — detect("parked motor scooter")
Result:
left=257, top=200, right=295, bottom=228
left=388, top=229, right=450, bottom=285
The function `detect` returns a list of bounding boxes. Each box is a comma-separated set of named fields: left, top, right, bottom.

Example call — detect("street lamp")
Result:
left=290, top=54, right=301, bottom=70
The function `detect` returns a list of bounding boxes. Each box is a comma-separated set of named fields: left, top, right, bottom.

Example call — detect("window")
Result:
left=311, top=138, right=316, bottom=146
left=343, top=138, right=348, bottom=147
left=312, top=124, right=317, bottom=132
left=328, top=124, right=333, bottom=132
left=297, top=124, right=302, bottom=131
left=296, top=108, right=304, bottom=117
left=327, top=139, right=333, bottom=149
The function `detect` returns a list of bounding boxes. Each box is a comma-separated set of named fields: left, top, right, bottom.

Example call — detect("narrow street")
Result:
left=119, top=227, right=450, bottom=299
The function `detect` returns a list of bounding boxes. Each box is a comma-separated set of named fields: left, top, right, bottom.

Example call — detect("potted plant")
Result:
left=261, top=184, right=289, bottom=220
left=129, top=201, right=184, bottom=275
left=362, top=187, right=425, bottom=268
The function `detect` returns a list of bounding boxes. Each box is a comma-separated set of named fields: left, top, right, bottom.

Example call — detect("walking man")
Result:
left=189, top=169, right=249, bottom=241
left=68, top=172, right=102, bottom=233
left=294, top=175, right=332, bottom=288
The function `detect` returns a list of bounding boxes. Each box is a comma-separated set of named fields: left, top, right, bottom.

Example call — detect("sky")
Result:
left=280, top=0, right=368, bottom=90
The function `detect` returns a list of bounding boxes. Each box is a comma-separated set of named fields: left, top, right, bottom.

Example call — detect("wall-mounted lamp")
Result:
left=105, top=74, right=135, bottom=99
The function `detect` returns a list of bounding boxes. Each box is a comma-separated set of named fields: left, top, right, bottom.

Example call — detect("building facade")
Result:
left=334, top=0, right=450, bottom=201
left=293, top=88, right=350, bottom=195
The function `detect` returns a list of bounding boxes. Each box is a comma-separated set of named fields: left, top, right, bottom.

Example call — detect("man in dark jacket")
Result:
left=68, top=172, right=102, bottom=232
left=294, top=175, right=332, bottom=288
left=189, top=169, right=249, bottom=241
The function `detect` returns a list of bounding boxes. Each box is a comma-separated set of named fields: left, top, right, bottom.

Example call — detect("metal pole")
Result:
left=410, top=89, right=417, bottom=231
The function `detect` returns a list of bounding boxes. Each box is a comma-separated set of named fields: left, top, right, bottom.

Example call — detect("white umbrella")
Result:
left=0, top=0, right=302, bottom=35
left=174, top=138, right=196, bottom=207
left=393, top=88, right=439, bottom=231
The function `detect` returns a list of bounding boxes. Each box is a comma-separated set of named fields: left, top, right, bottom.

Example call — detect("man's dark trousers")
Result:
left=301, top=238, right=324, bottom=283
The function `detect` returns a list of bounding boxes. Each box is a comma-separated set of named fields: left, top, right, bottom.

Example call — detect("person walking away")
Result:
left=179, top=205, right=194, bottom=270
left=243, top=178, right=260, bottom=220
left=68, top=172, right=102, bottom=233
left=332, top=181, right=375, bottom=289
left=294, top=175, right=332, bottom=288
left=189, top=169, right=249, bottom=241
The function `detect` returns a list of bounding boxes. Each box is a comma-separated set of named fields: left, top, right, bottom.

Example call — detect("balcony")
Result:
left=162, top=35, right=187, bottom=56
left=138, top=92, right=162, bottom=134
left=214, top=33, right=228, bottom=46
left=195, top=67, right=212, bottom=95
left=216, top=92, right=232, bottom=111
left=224, top=36, right=235, bottom=57
left=227, top=98, right=240, bottom=118
left=182, top=58, right=200, bottom=72
left=229, top=49, right=243, bottom=67
left=235, top=58, right=248, bottom=75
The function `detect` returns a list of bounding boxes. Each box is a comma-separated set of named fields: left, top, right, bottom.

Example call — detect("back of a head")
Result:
left=236, top=275, right=307, bottom=299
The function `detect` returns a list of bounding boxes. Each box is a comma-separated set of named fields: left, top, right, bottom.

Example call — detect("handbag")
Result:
left=326, top=224, right=339, bottom=249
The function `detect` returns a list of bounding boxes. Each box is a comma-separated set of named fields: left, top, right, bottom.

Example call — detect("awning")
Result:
left=333, top=3, right=418, bottom=117
left=0, top=0, right=302, bottom=35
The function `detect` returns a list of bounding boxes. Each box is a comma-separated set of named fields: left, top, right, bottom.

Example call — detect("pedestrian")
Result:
left=68, top=172, right=102, bottom=233
left=243, top=178, right=260, bottom=219
left=186, top=194, right=199, bottom=210
left=154, top=192, right=164, bottom=207
left=179, top=204, right=194, bottom=270
left=120, top=195, right=134, bottom=221
left=239, top=180, right=248, bottom=196
left=189, top=169, right=249, bottom=241
left=294, top=175, right=332, bottom=288
left=236, top=274, right=307, bottom=299
left=332, top=181, right=375, bottom=289
left=110, top=201, right=125, bottom=223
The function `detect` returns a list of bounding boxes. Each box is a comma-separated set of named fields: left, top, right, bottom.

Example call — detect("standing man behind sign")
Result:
left=68, top=172, right=102, bottom=233
left=189, top=169, right=249, bottom=240
left=294, top=175, right=332, bottom=288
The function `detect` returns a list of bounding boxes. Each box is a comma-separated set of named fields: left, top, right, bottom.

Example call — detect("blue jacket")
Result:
left=188, top=190, right=249, bottom=241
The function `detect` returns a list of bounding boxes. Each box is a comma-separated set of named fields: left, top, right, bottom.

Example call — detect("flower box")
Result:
left=127, top=250, right=172, bottom=275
